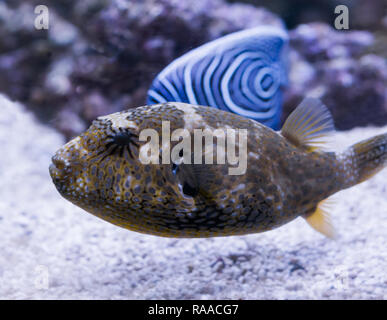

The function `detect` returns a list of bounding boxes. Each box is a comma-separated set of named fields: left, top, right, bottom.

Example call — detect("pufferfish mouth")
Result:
left=49, top=155, right=67, bottom=181
left=49, top=162, right=60, bottom=180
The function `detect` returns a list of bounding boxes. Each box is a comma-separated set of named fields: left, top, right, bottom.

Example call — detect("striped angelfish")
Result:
left=147, top=26, right=289, bottom=129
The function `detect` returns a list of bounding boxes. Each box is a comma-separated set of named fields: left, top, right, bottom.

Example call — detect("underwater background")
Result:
left=0, top=0, right=386, bottom=299
left=1, top=0, right=386, bottom=137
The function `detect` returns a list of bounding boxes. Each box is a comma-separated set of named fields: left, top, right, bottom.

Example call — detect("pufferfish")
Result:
left=49, top=98, right=387, bottom=238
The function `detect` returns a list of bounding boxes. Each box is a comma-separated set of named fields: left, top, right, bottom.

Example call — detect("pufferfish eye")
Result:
left=105, top=129, right=139, bottom=158
left=111, top=131, right=135, bottom=146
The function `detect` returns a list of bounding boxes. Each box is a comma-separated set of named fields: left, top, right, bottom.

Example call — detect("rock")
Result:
left=283, top=23, right=387, bottom=130
left=0, top=2, right=386, bottom=136
left=290, top=23, right=374, bottom=61
left=0, top=0, right=283, bottom=138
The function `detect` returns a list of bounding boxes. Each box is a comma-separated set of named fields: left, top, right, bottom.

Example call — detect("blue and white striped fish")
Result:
left=147, top=26, right=289, bottom=129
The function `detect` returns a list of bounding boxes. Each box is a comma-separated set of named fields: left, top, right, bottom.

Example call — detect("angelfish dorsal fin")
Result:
left=304, top=199, right=337, bottom=239
left=281, top=97, right=335, bottom=152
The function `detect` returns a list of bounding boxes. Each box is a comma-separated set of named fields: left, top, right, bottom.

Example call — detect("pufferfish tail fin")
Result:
left=281, top=97, right=335, bottom=152
left=304, top=198, right=337, bottom=239
left=341, top=132, right=387, bottom=188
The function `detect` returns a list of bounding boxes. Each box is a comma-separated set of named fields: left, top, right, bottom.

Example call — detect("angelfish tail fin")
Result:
left=340, top=132, right=387, bottom=188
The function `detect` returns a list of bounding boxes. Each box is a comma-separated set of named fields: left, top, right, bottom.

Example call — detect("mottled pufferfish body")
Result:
left=50, top=98, right=387, bottom=238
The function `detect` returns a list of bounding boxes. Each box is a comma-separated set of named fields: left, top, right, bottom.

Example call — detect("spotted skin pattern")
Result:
left=50, top=102, right=384, bottom=238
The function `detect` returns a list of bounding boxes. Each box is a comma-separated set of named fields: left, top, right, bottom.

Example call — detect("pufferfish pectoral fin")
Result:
left=175, top=163, right=217, bottom=198
left=281, top=97, right=335, bottom=152
left=304, top=199, right=337, bottom=239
